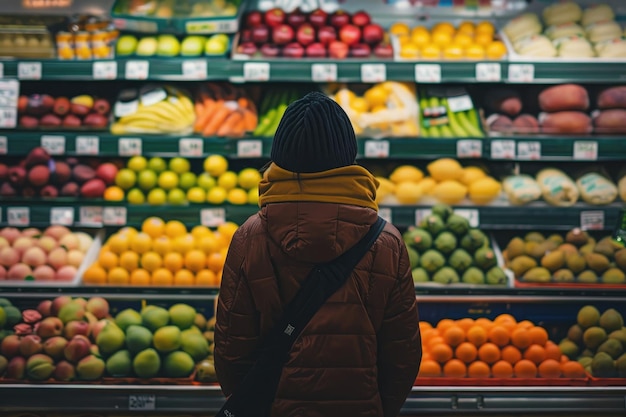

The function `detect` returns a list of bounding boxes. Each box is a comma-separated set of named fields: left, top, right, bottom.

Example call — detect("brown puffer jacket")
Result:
left=215, top=202, right=421, bottom=417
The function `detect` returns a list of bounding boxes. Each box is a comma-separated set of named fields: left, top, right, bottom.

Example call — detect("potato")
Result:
left=485, top=89, right=523, bottom=117
left=540, top=111, right=592, bottom=134
left=597, top=86, right=626, bottom=109
left=538, top=84, right=589, bottom=112
left=593, top=109, right=626, bottom=134
left=512, top=114, right=540, bottom=133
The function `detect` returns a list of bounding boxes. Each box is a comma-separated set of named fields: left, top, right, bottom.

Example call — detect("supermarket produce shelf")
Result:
left=0, top=384, right=624, bottom=414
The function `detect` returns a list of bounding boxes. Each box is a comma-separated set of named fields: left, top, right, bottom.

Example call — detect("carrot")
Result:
left=217, top=110, right=244, bottom=137
left=230, top=117, right=247, bottom=137
left=203, top=105, right=233, bottom=136
left=237, top=97, right=249, bottom=109
left=242, top=108, right=258, bottom=132
left=194, top=100, right=205, bottom=117
left=194, top=98, right=218, bottom=133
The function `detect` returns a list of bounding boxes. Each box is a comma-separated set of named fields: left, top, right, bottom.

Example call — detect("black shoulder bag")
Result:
left=216, top=217, right=386, bottom=417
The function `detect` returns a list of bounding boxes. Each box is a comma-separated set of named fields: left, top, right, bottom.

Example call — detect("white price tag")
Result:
left=490, top=140, right=516, bottom=159
left=361, top=64, right=386, bottom=83
left=237, top=140, right=263, bottom=157
left=364, top=140, right=390, bottom=158
left=311, top=63, right=338, bottom=82
left=454, top=209, right=480, bottom=227
left=79, top=206, right=103, bottom=226
left=580, top=210, right=604, bottom=231
left=415, top=209, right=431, bottom=226
left=129, top=395, right=156, bottom=411
left=0, top=136, right=7, bottom=154
left=41, top=135, right=66, bottom=155
left=118, top=138, right=142, bottom=156
left=447, top=95, right=473, bottom=113
left=114, top=99, right=138, bottom=118
left=179, top=138, right=203, bottom=157
left=379, top=207, right=392, bottom=224
left=125, top=61, right=150, bottom=80
left=76, top=136, right=100, bottom=155
left=0, top=63, right=3, bottom=78
left=475, top=63, right=501, bottom=82
left=415, top=64, right=441, bottom=83
left=508, top=64, right=534, bottom=82
left=182, top=60, right=208, bottom=79
left=93, top=61, right=118, bottom=80
left=18, top=62, right=42, bottom=80
left=50, top=207, right=74, bottom=226
left=573, top=141, right=598, bottom=160
left=517, top=141, right=541, bottom=160
left=103, top=207, right=127, bottom=226
left=456, top=139, right=482, bottom=158
left=243, top=62, right=270, bottom=81
left=201, top=208, right=226, bottom=227
left=0, top=80, right=19, bottom=128
left=7, top=207, right=29, bottom=226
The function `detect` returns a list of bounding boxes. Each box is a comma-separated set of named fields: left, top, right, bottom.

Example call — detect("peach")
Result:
left=37, top=316, right=64, bottom=339
left=54, top=360, right=76, bottom=381
left=0, top=265, right=5, bottom=279
left=86, top=297, right=109, bottom=320
left=67, top=250, right=84, bottom=268
left=44, top=225, right=71, bottom=241
left=0, top=236, right=9, bottom=250
left=47, top=247, right=68, bottom=270
left=36, top=236, right=58, bottom=253
left=0, top=247, right=20, bottom=267
left=22, top=247, right=47, bottom=268
left=73, top=297, right=87, bottom=308
left=6, top=356, right=26, bottom=379
left=64, top=320, right=90, bottom=339
left=19, top=334, right=43, bottom=358
left=22, top=228, right=41, bottom=238
left=44, top=337, right=68, bottom=360
left=37, top=300, right=52, bottom=317
left=55, top=265, right=77, bottom=282
left=12, top=236, right=33, bottom=255
left=50, top=295, right=72, bottom=316
left=64, top=335, right=91, bottom=363
left=7, top=263, right=32, bottom=280
left=33, top=265, right=55, bottom=281
left=74, top=232, right=93, bottom=252
left=59, top=234, right=79, bottom=251
left=0, top=227, right=21, bottom=244
left=1, top=334, right=21, bottom=358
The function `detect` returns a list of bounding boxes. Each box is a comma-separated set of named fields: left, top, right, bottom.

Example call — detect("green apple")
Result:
left=205, top=36, right=228, bottom=55
left=157, top=35, right=181, bottom=57
left=115, top=169, right=137, bottom=190
left=137, top=170, right=158, bottom=191
left=116, top=35, right=138, bottom=56
left=168, top=188, right=187, bottom=205
left=181, top=35, right=206, bottom=57
left=169, top=157, right=190, bottom=174
left=197, top=173, right=216, bottom=190
left=147, top=188, right=167, bottom=205
left=179, top=172, right=197, bottom=190
left=136, top=37, right=158, bottom=56
left=148, top=157, right=167, bottom=173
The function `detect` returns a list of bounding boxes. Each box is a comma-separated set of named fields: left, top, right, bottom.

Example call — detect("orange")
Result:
left=411, top=26, right=430, bottom=46
left=544, top=341, right=561, bottom=361
left=453, top=33, right=474, bottom=48
left=420, top=44, right=441, bottom=60
left=217, top=222, right=239, bottom=242
left=474, top=318, right=495, bottom=331
left=152, top=236, right=173, bottom=256
left=195, top=269, right=218, bottom=286
left=476, top=21, right=495, bottom=36
left=427, top=336, right=446, bottom=349
left=207, top=252, right=226, bottom=274
left=443, top=359, right=467, bottom=378
left=443, top=326, right=465, bottom=347
left=130, top=268, right=151, bottom=286
left=151, top=268, right=174, bottom=286
left=141, top=251, right=162, bottom=273
left=174, top=269, right=195, bottom=286
left=433, top=22, right=455, bottom=37
left=501, top=346, right=522, bottom=365
left=422, top=328, right=440, bottom=344
left=468, top=361, right=490, bottom=378
left=174, top=235, right=196, bottom=254
left=400, top=43, right=420, bottom=59
left=119, top=251, right=139, bottom=272
left=488, top=326, right=510, bottom=347
left=491, top=360, right=514, bottom=378
left=430, top=343, right=454, bottom=363
left=163, top=252, right=184, bottom=273
left=528, top=327, right=549, bottom=346
left=538, top=359, right=561, bottom=378
left=561, top=361, right=585, bottom=378
left=513, top=359, right=537, bottom=378
left=478, top=342, right=501, bottom=365
left=436, top=318, right=456, bottom=333
left=196, top=235, right=220, bottom=254
left=165, top=220, right=187, bottom=238
left=465, top=44, right=485, bottom=60
left=516, top=320, right=534, bottom=330
left=457, top=21, right=475, bottom=35
left=191, top=225, right=212, bottom=240
left=107, top=267, right=129, bottom=285
left=432, top=31, right=453, bottom=47
left=83, top=264, right=107, bottom=285
left=98, top=251, right=119, bottom=270
left=107, top=234, right=129, bottom=254
left=486, top=40, right=507, bottom=60
left=511, top=328, right=532, bottom=350
left=455, top=342, right=478, bottom=364
left=185, top=250, right=207, bottom=273
left=118, top=226, right=138, bottom=238
left=390, top=22, right=410, bottom=36
left=466, top=325, right=488, bottom=347
left=419, top=321, right=433, bottom=332
left=418, top=359, right=442, bottom=377
left=474, top=32, right=493, bottom=47
left=456, top=318, right=475, bottom=332
left=524, top=344, right=547, bottom=365
left=130, top=232, right=152, bottom=254
left=142, top=217, right=165, bottom=239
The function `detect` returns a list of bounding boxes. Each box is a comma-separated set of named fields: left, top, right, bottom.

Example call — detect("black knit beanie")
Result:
left=270, top=91, right=357, bottom=173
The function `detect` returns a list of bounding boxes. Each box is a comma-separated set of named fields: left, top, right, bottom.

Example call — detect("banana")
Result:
left=582, top=4, right=615, bottom=28
left=555, top=36, right=595, bottom=58
left=504, top=13, right=542, bottom=44
left=514, top=35, right=557, bottom=57
left=545, top=23, right=584, bottom=40
left=586, top=20, right=623, bottom=44
left=543, top=2, right=582, bottom=26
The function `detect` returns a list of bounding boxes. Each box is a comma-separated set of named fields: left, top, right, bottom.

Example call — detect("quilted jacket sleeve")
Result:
left=377, top=241, right=422, bottom=417
left=214, top=226, right=259, bottom=397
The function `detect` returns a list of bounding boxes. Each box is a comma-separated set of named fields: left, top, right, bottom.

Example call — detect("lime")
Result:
left=227, top=188, right=248, bottom=205
left=187, top=187, right=206, bottom=204
left=217, top=171, right=238, bottom=191
left=169, top=157, right=190, bottom=175
left=158, top=171, right=179, bottom=190
left=203, top=155, right=228, bottom=177
left=127, top=188, right=145, bottom=205
left=179, top=172, right=197, bottom=190
left=168, top=188, right=186, bottom=205
left=207, top=187, right=227, bottom=205
left=147, top=188, right=167, bottom=205
left=197, top=173, right=216, bottom=190
left=148, top=157, right=167, bottom=173
left=115, top=169, right=137, bottom=190
left=237, top=168, right=261, bottom=190
left=138, top=170, right=158, bottom=191
left=127, top=156, right=148, bottom=172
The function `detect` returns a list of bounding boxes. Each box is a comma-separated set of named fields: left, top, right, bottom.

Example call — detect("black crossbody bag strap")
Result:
left=216, top=217, right=387, bottom=417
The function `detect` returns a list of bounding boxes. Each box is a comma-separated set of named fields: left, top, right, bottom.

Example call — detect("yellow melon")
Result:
left=460, top=166, right=487, bottom=186
left=469, top=177, right=502, bottom=205
left=375, top=177, right=397, bottom=204
left=417, top=177, right=437, bottom=195
left=427, top=158, right=464, bottom=182
left=395, top=181, right=423, bottom=204
left=432, top=180, right=467, bottom=204
left=389, top=165, right=424, bottom=184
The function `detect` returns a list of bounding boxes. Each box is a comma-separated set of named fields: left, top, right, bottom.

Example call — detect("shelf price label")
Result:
left=0, top=63, right=3, bottom=78
left=456, top=139, right=482, bottom=158
left=18, top=62, right=42, bottom=80
left=475, top=63, right=501, bottom=82
left=201, top=208, right=226, bottom=227
left=93, top=61, right=118, bottom=80
left=415, top=209, right=431, bottom=226
left=361, top=64, right=386, bottom=83
left=75, top=136, right=100, bottom=155
left=378, top=207, right=392, bottom=224
left=454, top=209, right=480, bottom=227
left=364, top=140, right=390, bottom=158
left=237, top=140, right=263, bottom=157
left=0, top=136, right=7, bottom=154
left=50, top=207, right=74, bottom=226
left=79, top=206, right=103, bottom=227
left=580, top=210, right=604, bottom=231
left=415, top=64, right=442, bottom=83
left=129, top=394, right=156, bottom=411
left=243, top=62, right=270, bottom=81
left=118, top=138, right=142, bottom=156
left=573, top=141, right=598, bottom=160
left=447, top=95, right=473, bottom=113
left=41, top=135, right=65, bottom=155
left=517, top=141, right=541, bottom=160
left=182, top=60, right=208, bottom=79
left=508, top=64, right=534, bottom=82
left=179, top=138, right=203, bottom=157
left=7, top=207, right=29, bottom=226
left=490, top=140, right=516, bottom=159
left=0, top=80, right=19, bottom=128
left=125, top=60, right=150, bottom=80
left=311, top=63, right=337, bottom=82
left=103, top=207, right=127, bottom=226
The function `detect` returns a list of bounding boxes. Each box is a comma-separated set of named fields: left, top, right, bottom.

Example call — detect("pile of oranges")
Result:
left=391, top=21, right=507, bottom=61
left=418, top=314, right=587, bottom=379
left=82, top=217, right=237, bottom=287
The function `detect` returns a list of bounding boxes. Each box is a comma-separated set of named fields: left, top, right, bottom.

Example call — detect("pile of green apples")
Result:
left=116, top=34, right=230, bottom=57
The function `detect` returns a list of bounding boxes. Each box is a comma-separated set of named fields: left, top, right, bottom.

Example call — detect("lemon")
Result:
left=465, top=43, right=486, bottom=59
left=217, top=222, right=239, bottom=241
left=147, top=188, right=167, bottom=205
left=420, top=44, right=441, bottom=59
left=169, top=157, right=190, bottom=175
left=350, top=96, right=369, bottom=113
left=237, top=168, right=261, bottom=190
left=476, top=21, right=495, bottom=36
left=165, top=220, right=187, bottom=239
left=127, top=188, right=145, bottom=205
left=364, top=86, right=388, bottom=108
left=411, top=27, right=431, bottom=47
left=217, top=171, right=238, bottom=191
left=432, top=22, right=455, bottom=36
left=167, top=188, right=186, bottom=205
left=197, top=173, right=216, bottom=190
left=187, top=187, right=206, bottom=204
left=207, top=187, right=227, bottom=205
left=248, top=187, right=259, bottom=205
left=458, top=21, right=475, bottom=35
left=204, top=155, right=228, bottom=177
left=115, top=168, right=137, bottom=190
left=141, top=251, right=162, bottom=272
left=153, top=236, right=173, bottom=256
left=443, top=44, right=464, bottom=59
left=227, top=188, right=248, bottom=205
left=389, top=166, right=424, bottom=184
left=107, top=234, right=130, bottom=255
left=158, top=171, right=179, bottom=190
left=453, top=33, right=473, bottom=48
left=174, top=235, right=195, bottom=254
left=400, top=43, right=420, bottom=59
left=191, top=225, right=212, bottom=240
left=486, top=40, right=507, bottom=59
left=130, top=232, right=152, bottom=254
left=142, top=217, right=165, bottom=239
left=148, top=157, right=167, bottom=173
left=432, top=31, right=453, bottom=47
left=179, top=172, right=197, bottom=190
left=127, top=156, right=147, bottom=172
left=395, top=181, right=423, bottom=205
left=474, top=32, right=493, bottom=47
left=390, top=22, right=410, bottom=36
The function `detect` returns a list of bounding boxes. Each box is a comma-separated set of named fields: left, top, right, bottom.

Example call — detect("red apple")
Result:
left=53, top=97, right=70, bottom=116
left=95, top=163, right=118, bottom=186
left=309, top=8, right=328, bottom=28
left=286, top=8, right=307, bottom=28
left=245, top=11, right=263, bottom=27
left=374, top=43, right=394, bottom=58
left=296, top=24, right=316, bottom=46
left=241, top=29, right=252, bottom=43
left=282, top=42, right=305, bottom=58
left=351, top=11, right=371, bottom=27
left=329, top=40, right=349, bottom=59
left=93, top=99, right=110, bottom=115
left=272, top=24, right=294, bottom=45
left=306, top=42, right=326, bottom=58
left=362, top=24, right=384, bottom=45
left=40, top=114, right=62, bottom=127
left=318, top=26, right=337, bottom=45
left=19, top=115, right=39, bottom=128
left=329, top=10, right=351, bottom=28
left=260, top=43, right=281, bottom=57
left=62, top=114, right=82, bottom=128
left=251, top=25, right=270, bottom=44
left=237, top=42, right=257, bottom=55
left=264, top=8, right=285, bottom=28
left=339, top=24, right=361, bottom=46
left=350, top=43, right=371, bottom=58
